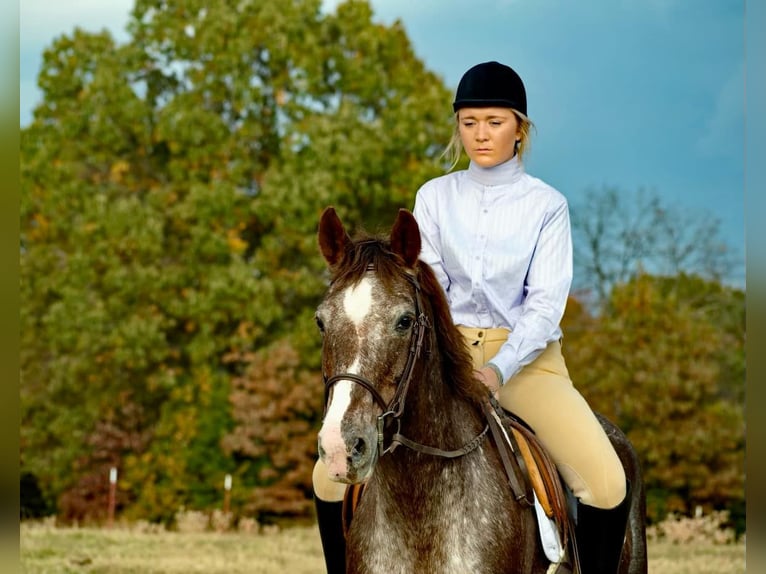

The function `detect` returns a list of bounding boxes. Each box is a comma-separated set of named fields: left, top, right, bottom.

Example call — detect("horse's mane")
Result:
left=330, top=233, right=487, bottom=408
left=415, top=258, right=488, bottom=406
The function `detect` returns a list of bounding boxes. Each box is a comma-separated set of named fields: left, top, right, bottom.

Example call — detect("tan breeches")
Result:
left=459, top=326, right=626, bottom=509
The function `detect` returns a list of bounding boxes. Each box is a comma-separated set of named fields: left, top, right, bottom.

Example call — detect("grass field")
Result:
left=20, top=521, right=745, bottom=574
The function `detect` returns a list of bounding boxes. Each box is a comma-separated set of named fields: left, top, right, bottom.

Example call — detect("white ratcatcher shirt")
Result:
left=412, top=154, right=572, bottom=383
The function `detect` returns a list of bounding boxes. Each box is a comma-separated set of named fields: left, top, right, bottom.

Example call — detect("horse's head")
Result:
left=315, top=207, right=425, bottom=484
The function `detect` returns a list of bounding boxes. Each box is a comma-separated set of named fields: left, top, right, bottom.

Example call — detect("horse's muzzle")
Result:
left=318, top=423, right=378, bottom=484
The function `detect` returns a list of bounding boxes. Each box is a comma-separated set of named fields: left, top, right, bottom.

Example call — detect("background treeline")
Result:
left=19, top=0, right=745, bottom=535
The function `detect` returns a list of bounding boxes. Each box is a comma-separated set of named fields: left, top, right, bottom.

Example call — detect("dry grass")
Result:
left=20, top=517, right=745, bottom=574
left=20, top=520, right=325, bottom=574
left=648, top=540, right=744, bottom=574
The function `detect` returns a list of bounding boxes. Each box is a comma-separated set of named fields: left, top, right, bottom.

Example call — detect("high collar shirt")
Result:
left=412, top=155, right=572, bottom=383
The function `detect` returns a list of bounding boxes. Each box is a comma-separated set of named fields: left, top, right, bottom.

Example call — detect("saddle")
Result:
left=483, top=399, right=577, bottom=571
left=484, top=398, right=570, bottom=533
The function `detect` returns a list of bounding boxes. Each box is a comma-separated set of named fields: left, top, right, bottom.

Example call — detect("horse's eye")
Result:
left=315, top=316, right=325, bottom=333
left=396, top=314, right=414, bottom=332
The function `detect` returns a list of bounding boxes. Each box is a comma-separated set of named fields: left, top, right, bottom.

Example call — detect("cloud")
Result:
left=696, top=61, right=744, bottom=156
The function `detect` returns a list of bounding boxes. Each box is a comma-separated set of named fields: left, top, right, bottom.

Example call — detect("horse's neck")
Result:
left=396, top=357, right=485, bottom=457
left=364, top=358, right=528, bottom=567
left=372, top=363, right=490, bottom=511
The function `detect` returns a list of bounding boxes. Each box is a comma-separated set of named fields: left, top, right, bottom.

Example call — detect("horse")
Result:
left=315, top=206, right=647, bottom=574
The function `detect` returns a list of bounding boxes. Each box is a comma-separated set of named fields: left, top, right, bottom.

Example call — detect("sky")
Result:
left=19, top=0, right=747, bottom=283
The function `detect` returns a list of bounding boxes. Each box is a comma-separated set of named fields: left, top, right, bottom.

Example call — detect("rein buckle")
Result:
left=377, top=412, right=399, bottom=455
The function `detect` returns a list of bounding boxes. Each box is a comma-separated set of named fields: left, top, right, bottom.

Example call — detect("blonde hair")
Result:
left=441, top=109, right=535, bottom=172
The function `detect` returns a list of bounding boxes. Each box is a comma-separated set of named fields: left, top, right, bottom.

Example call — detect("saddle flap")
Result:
left=506, top=418, right=571, bottom=547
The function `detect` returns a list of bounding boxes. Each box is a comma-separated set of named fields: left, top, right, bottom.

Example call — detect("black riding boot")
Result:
left=314, top=497, right=346, bottom=574
left=575, top=482, right=631, bottom=574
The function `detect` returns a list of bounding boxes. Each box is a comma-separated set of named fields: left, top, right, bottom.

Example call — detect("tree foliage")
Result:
left=563, top=273, right=745, bottom=526
left=20, top=0, right=451, bottom=524
left=221, top=339, right=323, bottom=520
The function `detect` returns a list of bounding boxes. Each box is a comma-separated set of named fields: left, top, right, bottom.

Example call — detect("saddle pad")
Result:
left=534, top=490, right=565, bottom=565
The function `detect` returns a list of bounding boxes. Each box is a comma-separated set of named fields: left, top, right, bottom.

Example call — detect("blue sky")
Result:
left=20, top=0, right=746, bottom=283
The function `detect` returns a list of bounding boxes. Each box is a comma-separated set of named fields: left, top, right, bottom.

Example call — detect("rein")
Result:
left=323, top=266, right=489, bottom=459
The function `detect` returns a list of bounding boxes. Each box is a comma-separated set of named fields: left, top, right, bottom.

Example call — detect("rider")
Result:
left=312, top=61, right=631, bottom=574
left=412, top=61, right=630, bottom=573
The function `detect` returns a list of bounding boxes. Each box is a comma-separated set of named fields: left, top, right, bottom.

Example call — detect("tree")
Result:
left=20, top=0, right=453, bottom=523
left=221, top=340, right=323, bottom=520
left=570, top=186, right=738, bottom=306
left=563, top=273, right=745, bottom=525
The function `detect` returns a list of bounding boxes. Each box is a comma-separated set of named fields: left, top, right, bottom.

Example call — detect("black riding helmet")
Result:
left=452, top=61, right=527, bottom=116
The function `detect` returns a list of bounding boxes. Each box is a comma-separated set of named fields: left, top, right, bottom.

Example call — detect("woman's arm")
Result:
left=488, top=196, right=573, bottom=384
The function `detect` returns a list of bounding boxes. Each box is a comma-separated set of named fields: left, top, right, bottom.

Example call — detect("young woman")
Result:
left=412, top=60, right=629, bottom=573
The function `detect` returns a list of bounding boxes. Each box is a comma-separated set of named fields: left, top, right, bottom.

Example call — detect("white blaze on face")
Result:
left=319, top=278, right=374, bottom=479
left=342, top=277, right=373, bottom=326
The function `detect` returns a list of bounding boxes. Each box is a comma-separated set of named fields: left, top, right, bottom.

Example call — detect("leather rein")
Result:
left=322, top=267, right=489, bottom=459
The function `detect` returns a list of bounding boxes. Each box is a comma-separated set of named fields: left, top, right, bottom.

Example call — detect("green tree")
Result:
left=21, top=0, right=452, bottom=523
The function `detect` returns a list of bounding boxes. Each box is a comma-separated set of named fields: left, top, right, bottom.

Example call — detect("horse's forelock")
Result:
left=329, top=235, right=406, bottom=292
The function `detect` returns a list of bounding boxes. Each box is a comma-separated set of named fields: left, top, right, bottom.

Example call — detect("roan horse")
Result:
left=315, top=207, right=647, bottom=574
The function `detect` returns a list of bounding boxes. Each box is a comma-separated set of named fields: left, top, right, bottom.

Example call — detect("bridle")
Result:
left=322, top=265, right=488, bottom=459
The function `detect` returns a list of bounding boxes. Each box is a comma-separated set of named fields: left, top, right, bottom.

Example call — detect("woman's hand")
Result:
left=474, top=366, right=501, bottom=396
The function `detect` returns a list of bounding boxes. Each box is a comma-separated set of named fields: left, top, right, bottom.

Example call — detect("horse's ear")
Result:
left=390, top=209, right=421, bottom=269
left=318, top=206, right=351, bottom=268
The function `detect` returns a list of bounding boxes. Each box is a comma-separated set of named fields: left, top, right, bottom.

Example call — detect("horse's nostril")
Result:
left=349, top=438, right=367, bottom=464
left=354, top=438, right=367, bottom=456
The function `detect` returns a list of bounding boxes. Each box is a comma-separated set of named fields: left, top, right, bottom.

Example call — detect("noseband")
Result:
left=323, top=265, right=488, bottom=459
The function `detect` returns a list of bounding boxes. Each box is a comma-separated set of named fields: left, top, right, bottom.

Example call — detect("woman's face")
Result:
left=457, top=107, right=521, bottom=168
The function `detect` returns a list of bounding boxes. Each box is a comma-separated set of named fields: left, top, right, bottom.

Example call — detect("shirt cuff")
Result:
left=485, top=362, right=505, bottom=387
